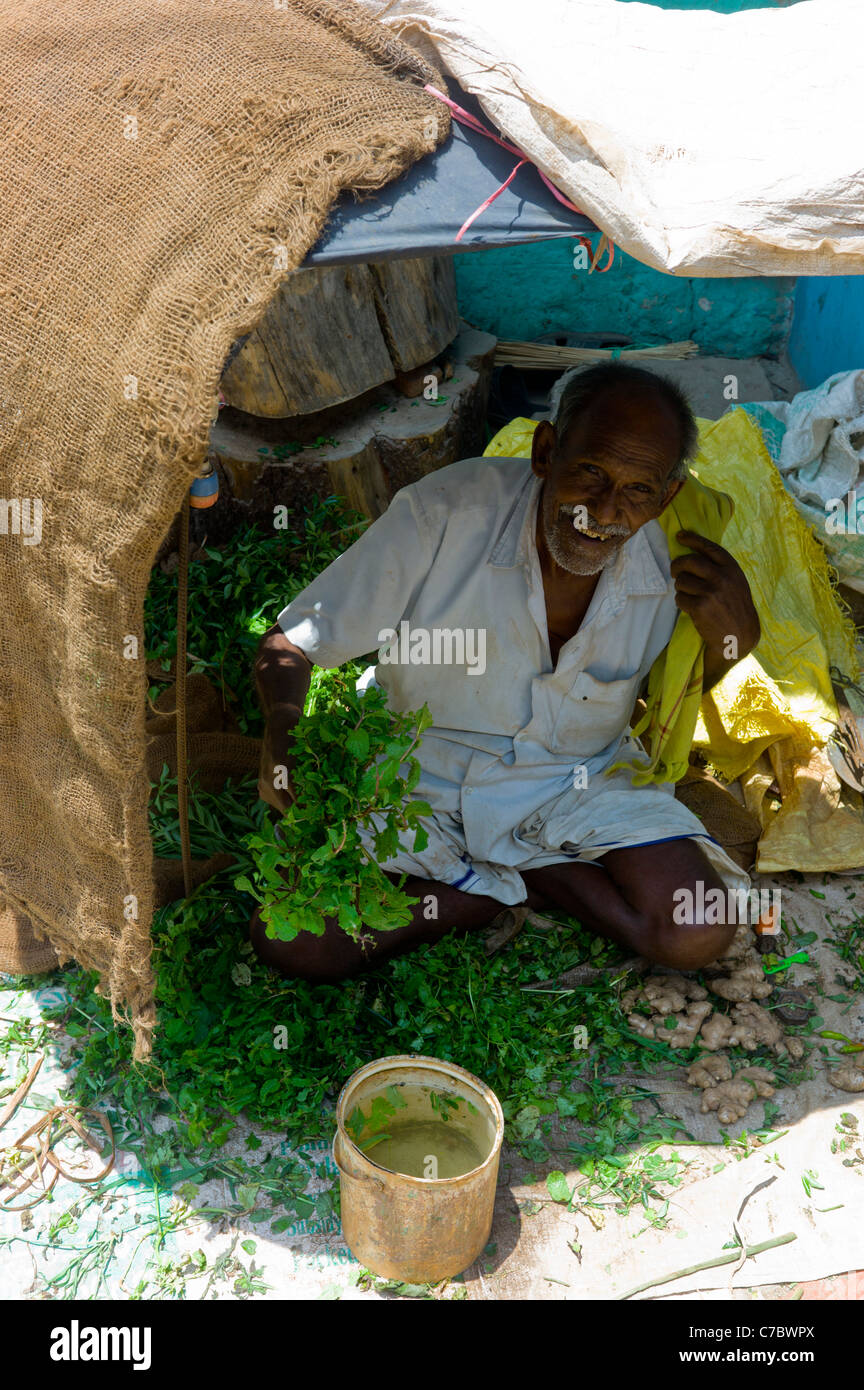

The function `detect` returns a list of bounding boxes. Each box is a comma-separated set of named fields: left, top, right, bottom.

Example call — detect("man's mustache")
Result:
left=558, top=504, right=630, bottom=540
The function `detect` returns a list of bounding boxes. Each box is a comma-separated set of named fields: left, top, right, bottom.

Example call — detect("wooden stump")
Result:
left=209, top=325, right=496, bottom=533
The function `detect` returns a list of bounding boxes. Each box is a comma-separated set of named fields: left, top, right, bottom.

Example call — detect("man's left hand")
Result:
left=671, top=531, right=760, bottom=681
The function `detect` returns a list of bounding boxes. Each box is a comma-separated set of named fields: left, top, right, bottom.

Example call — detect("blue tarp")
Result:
left=304, top=83, right=597, bottom=267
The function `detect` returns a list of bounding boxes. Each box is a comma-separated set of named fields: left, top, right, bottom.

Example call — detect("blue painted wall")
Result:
left=618, top=1, right=799, bottom=10
left=454, top=238, right=796, bottom=358
left=788, top=278, right=864, bottom=389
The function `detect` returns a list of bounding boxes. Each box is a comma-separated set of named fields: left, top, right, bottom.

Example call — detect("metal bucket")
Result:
left=333, top=1054, right=504, bottom=1283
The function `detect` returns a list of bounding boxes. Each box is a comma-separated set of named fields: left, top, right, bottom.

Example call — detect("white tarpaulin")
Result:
left=357, top=0, right=864, bottom=277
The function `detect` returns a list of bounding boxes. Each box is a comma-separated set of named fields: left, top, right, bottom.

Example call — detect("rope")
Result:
left=455, top=158, right=528, bottom=242
left=0, top=1052, right=115, bottom=1212
left=176, top=494, right=192, bottom=897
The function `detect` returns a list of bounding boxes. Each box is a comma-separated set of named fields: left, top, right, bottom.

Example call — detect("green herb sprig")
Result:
left=237, top=667, right=433, bottom=942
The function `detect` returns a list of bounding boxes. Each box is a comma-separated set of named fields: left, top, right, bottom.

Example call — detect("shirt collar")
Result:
left=487, top=466, right=669, bottom=600
left=487, top=466, right=538, bottom=568
left=600, top=521, right=671, bottom=607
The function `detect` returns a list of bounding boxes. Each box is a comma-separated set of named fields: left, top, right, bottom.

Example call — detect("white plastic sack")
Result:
left=358, top=0, right=864, bottom=277
left=742, top=372, right=864, bottom=592
left=748, top=372, right=864, bottom=508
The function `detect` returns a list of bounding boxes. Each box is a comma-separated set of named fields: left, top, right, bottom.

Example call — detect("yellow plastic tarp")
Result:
left=484, top=409, right=864, bottom=871
left=609, top=470, right=733, bottom=786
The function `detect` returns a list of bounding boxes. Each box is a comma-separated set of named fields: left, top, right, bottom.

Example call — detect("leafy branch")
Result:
left=237, top=667, right=433, bottom=943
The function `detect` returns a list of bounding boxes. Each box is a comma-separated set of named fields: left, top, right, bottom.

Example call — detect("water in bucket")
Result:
left=345, top=1081, right=491, bottom=1180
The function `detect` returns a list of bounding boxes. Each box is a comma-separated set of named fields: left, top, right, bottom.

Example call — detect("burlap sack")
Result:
left=0, top=903, right=63, bottom=978
left=674, top=766, right=762, bottom=872
left=145, top=671, right=262, bottom=793
left=0, top=0, right=447, bottom=1057
left=145, top=669, right=262, bottom=905
left=152, top=853, right=236, bottom=910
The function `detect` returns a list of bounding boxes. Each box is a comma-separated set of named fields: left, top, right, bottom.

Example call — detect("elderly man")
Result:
left=252, top=363, right=759, bottom=982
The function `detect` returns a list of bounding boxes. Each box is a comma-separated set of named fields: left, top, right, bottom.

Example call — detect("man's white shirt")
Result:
left=274, top=456, right=725, bottom=893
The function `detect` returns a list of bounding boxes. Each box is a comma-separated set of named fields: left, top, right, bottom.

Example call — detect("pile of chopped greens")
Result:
left=144, top=494, right=369, bottom=735
left=55, top=745, right=689, bottom=1176
left=59, top=845, right=685, bottom=1169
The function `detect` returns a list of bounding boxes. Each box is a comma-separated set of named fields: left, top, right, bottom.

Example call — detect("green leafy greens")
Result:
left=144, top=495, right=369, bottom=735
left=236, top=667, right=433, bottom=942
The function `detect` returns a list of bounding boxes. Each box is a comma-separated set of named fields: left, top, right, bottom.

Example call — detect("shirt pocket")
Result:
left=549, top=668, right=643, bottom=759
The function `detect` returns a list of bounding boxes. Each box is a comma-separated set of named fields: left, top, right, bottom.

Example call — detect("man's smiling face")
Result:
left=531, top=384, right=686, bottom=577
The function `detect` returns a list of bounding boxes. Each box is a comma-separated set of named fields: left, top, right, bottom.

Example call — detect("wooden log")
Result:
left=220, top=257, right=459, bottom=419
left=220, top=264, right=393, bottom=417
left=367, top=256, right=459, bottom=372
left=325, top=441, right=392, bottom=520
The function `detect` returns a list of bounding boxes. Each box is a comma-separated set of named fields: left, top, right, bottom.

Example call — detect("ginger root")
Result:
left=618, top=927, right=810, bottom=1108
left=717, top=924, right=759, bottom=966
left=736, top=1065, right=775, bottom=1097
left=700, top=1066, right=775, bottom=1123
left=624, top=973, right=708, bottom=1017
left=642, top=981, right=687, bottom=1016
left=625, top=1004, right=711, bottom=1046
left=830, top=1063, right=864, bottom=1093
left=646, top=973, right=708, bottom=1005
left=727, top=1000, right=784, bottom=1053
left=707, top=924, right=774, bottom=1003
left=664, top=1001, right=713, bottom=1049
left=687, top=1055, right=732, bottom=1088
left=701, top=1080, right=757, bottom=1124
left=708, top=962, right=773, bottom=1003
left=624, top=974, right=712, bottom=1047
left=699, top=1013, right=733, bottom=1051
left=621, top=971, right=799, bottom=1065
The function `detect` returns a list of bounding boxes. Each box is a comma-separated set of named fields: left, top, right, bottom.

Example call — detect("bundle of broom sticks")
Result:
left=494, top=339, right=698, bottom=369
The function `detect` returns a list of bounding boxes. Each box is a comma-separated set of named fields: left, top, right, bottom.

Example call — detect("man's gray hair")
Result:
left=550, top=362, right=697, bottom=481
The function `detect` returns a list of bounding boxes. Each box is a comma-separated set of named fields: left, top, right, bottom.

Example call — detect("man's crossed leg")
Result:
left=249, top=837, right=735, bottom=982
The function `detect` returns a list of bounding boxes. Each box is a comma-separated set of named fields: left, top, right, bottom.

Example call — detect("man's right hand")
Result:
left=258, top=702, right=302, bottom=815
left=254, top=625, right=313, bottom=814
